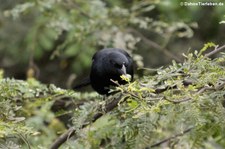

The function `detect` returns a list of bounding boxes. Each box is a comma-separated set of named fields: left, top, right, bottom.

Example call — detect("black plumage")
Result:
left=73, top=48, right=133, bottom=95
left=90, top=48, right=133, bottom=95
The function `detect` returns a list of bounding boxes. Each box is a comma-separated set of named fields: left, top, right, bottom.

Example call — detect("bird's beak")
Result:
left=121, top=64, right=127, bottom=74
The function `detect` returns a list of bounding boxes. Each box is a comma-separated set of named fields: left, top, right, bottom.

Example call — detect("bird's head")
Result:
left=108, top=52, right=129, bottom=75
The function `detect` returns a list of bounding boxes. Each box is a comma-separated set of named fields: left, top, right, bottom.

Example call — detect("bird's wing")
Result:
left=73, top=77, right=91, bottom=89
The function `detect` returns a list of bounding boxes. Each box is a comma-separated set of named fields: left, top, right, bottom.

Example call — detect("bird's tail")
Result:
left=73, top=77, right=91, bottom=89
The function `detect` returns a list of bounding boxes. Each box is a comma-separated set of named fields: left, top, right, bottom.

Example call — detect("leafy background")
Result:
left=1, top=0, right=224, bottom=88
left=0, top=0, right=225, bottom=148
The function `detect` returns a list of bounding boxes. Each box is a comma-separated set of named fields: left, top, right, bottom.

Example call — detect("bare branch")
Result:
left=50, top=127, right=75, bottom=149
left=197, top=79, right=225, bottom=94
left=197, top=86, right=214, bottom=94
left=164, top=97, right=192, bottom=104
left=149, top=127, right=193, bottom=148
left=205, top=44, right=225, bottom=58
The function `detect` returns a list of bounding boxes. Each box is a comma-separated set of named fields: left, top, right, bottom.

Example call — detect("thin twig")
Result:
left=63, top=0, right=90, bottom=18
left=164, top=97, right=192, bottom=104
left=18, top=133, right=31, bottom=149
left=110, top=79, right=140, bottom=100
left=127, top=28, right=182, bottom=62
left=149, top=127, right=193, bottom=148
left=197, top=86, right=214, bottom=94
left=197, top=79, right=225, bottom=94
left=205, top=44, right=225, bottom=57
left=154, top=85, right=177, bottom=94
left=50, top=127, right=75, bottom=149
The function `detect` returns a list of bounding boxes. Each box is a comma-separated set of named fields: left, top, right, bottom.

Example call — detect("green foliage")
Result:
left=66, top=45, right=225, bottom=149
left=0, top=73, right=103, bottom=148
left=2, top=0, right=148, bottom=72
left=0, top=0, right=225, bottom=148
left=1, top=44, right=224, bottom=148
left=220, top=15, right=225, bottom=24
left=3, top=0, right=219, bottom=76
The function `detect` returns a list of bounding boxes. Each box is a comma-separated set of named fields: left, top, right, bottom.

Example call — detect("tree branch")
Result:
left=149, top=127, right=193, bottom=148
left=50, top=76, right=224, bottom=148
left=50, top=94, right=124, bottom=149
left=50, top=127, right=75, bottom=149
left=127, top=28, right=182, bottom=62
left=164, top=97, right=192, bottom=104
left=205, top=44, right=225, bottom=58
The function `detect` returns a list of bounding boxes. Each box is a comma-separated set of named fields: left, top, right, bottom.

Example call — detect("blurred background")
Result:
left=0, top=0, right=224, bottom=89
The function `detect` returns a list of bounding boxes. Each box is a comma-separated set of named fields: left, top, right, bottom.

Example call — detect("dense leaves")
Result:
left=0, top=0, right=225, bottom=148
left=0, top=46, right=225, bottom=148
left=1, top=0, right=224, bottom=87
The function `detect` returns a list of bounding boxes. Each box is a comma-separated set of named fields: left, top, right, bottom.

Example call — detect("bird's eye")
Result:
left=122, top=62, right=128, bottom=67
left=114, top=63, right=122, bottom=68
left=110, top=60, right=120, bottom=68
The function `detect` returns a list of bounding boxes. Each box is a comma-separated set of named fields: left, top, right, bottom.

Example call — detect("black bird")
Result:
left=90, top=48, right=133, bottom=95
left=74, top=48, right=133, bottom=95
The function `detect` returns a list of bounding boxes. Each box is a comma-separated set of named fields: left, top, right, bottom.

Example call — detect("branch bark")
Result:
left=50, top=94, right=124, bottom=149
left=50, top=127, right=75, bottom=149
left=205, top=44, right=225, bottom=58
left=149, top=127, right=193, bottom=148
left=164, top=97, right=192, bottom=104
